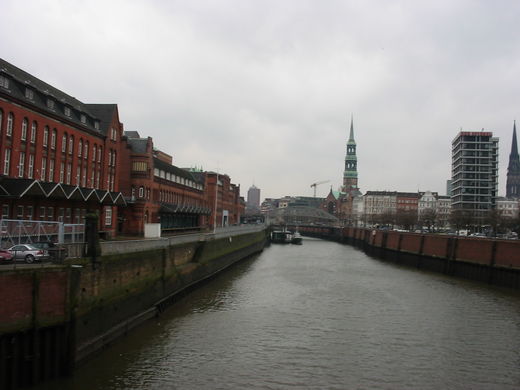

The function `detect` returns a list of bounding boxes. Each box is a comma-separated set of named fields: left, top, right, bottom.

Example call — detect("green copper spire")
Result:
left=343, top=115, right=358, bottom=191
left=348, top=114, right=355, bottom=143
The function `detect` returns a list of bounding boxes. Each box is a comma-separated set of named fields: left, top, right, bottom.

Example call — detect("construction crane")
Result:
left=310, top=180, right=330, bottom=197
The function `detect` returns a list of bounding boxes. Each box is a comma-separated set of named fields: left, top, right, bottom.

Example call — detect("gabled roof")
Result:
left=85, top=104, right=118, bottom=136
left=0, top=179, right=46, bottom=197
left=0, top=178, right=126, bottom=205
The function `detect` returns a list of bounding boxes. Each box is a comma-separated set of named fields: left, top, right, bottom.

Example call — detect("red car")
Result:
left=0, top=249, right=14, bottom=262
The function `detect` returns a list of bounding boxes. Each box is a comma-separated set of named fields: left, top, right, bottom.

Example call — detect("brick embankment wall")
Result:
left=0, top=229, right=267, bottom=389
left=297, top=225, right=520, bottom=289
left=73, top=230, right=267, bottom=362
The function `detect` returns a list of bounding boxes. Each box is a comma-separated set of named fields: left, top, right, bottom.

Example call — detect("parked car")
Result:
left=32, top=241, right=68, bottom=261
left=8, top=244, right=49, bottom=263
left=0, top=249, right=14, bottom=263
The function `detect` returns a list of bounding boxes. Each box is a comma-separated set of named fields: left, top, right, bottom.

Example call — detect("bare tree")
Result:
left=420, top=208, right=437, bottom=232
left=377, top=210, right=396, bottom=229
left=395, top=209, right=418, bottom=231
left=485, top=209, right=508, bottom=237
left=449, top=209, right=475, bottom=234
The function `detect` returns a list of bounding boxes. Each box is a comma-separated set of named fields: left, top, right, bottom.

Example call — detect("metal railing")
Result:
left=0, top=219, right=84, bottom=247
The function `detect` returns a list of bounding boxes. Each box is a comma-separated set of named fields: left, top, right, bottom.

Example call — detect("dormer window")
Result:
left=80, top=114, right=86, bottom=124
left=0, top=75, right=9, bottom=89
left=25, top=88, right=34, bottom=100
left=94, top=121, right=100, bottom=130
left=64, top=106, right=71, bottom=117
left=47, top=98, right=55, bottom=109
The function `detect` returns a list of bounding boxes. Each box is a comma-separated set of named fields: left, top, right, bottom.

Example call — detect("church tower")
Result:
left=342, top=116, right=358, bottom=192
left=506, top=120, right=520, bottom=198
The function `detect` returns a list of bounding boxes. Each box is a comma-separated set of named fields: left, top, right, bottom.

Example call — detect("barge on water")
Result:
left=270, top=229, right=303, bottom=245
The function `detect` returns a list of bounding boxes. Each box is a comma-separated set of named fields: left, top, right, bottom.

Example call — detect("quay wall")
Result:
left=299, top=226, right=520, bottom=289
left=0, top=228, right=267, bottom=389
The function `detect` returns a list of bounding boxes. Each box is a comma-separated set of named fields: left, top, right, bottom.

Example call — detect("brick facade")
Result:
left=0, top=59, right=126, bottom=237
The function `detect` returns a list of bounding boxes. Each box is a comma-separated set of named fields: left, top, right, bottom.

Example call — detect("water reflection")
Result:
left=41, top=238, right=520, bottom=390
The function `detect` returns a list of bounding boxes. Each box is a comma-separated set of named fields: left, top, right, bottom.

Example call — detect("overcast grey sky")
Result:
left=2, top=0, right=520, bottom=200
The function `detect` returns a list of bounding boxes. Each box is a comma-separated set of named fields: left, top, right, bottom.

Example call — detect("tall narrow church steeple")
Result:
left=507, top=120, right=520, bottom=198
left=342, top=115, right=358, bottom=192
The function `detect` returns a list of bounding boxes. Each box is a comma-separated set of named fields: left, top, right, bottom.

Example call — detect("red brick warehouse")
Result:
left=0, top=58, right=245, bottom=238
left=0, top=58, right=125, bottom=237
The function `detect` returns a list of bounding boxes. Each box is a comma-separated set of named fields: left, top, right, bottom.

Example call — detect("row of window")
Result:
left=3, top=148, right=109, bottom=189
left=153, top=168, right=203, bottom=190
left=0, top=73, right=101, bottom=130
left=1, top=204, right=113, bottom=226
left=0, top=110, right=105, bottom=161
left=158, top=189, right=204, bottom=206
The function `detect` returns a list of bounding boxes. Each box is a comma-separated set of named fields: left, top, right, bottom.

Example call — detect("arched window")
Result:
left=97, top=146, right=102, bottom=162
left=51, top=129, right=57, bottom=149
left=6, top=113, right=13, bottom=136
left=69, top=135, right=74, bottom=154
left=93, top=145, right=97, bottom=161
left=139, top=186, right=144, bottom=198
left=84, top=141, right=89, bottom=159
left=78, top=139, right=83, bottom=157
left=21, top=118, right=28, bottom=141
left=43, top=126, right=49, bottom=147
left=30, top=121, right=37, bottom=143
left=62, top=133, right=67, bottom=153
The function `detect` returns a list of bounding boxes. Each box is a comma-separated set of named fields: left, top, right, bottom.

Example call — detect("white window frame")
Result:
left=3, top=149, right=11, bottom=175
left=69, top=136, right=74, bottom=155
left=18, top=152, right=25, bottom=177
left=51, top=129, right=56, bottom=149
left=0, top=75, right=9, bottom=89
left=41, top=158, right=47, bottom=181
left=6, top=113, right=13, bottom=136
left=48, top=159, right=55, bottom=182
left=21, top=118, right=28, bottom=141
left=59, top=162, right=64, bottom=183
left=28, top=154, right=34, bottom=179
left=30, top=121, right=37, bottom=143
left=82, top=167, right=87, bottom=187
left=66, top=163, right=71, bottom=185
left=43, top=126, right=49, bottom=147
left=25, top=88, right=34, bottom=100
left=105, top=207, right=112, bottom=226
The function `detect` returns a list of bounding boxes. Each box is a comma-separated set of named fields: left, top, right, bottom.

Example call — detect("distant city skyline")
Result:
left=3, top=1, right=520, bottom=199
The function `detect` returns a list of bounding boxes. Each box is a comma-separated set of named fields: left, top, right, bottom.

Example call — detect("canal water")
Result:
left=42, top=238, right=520, bottom=390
